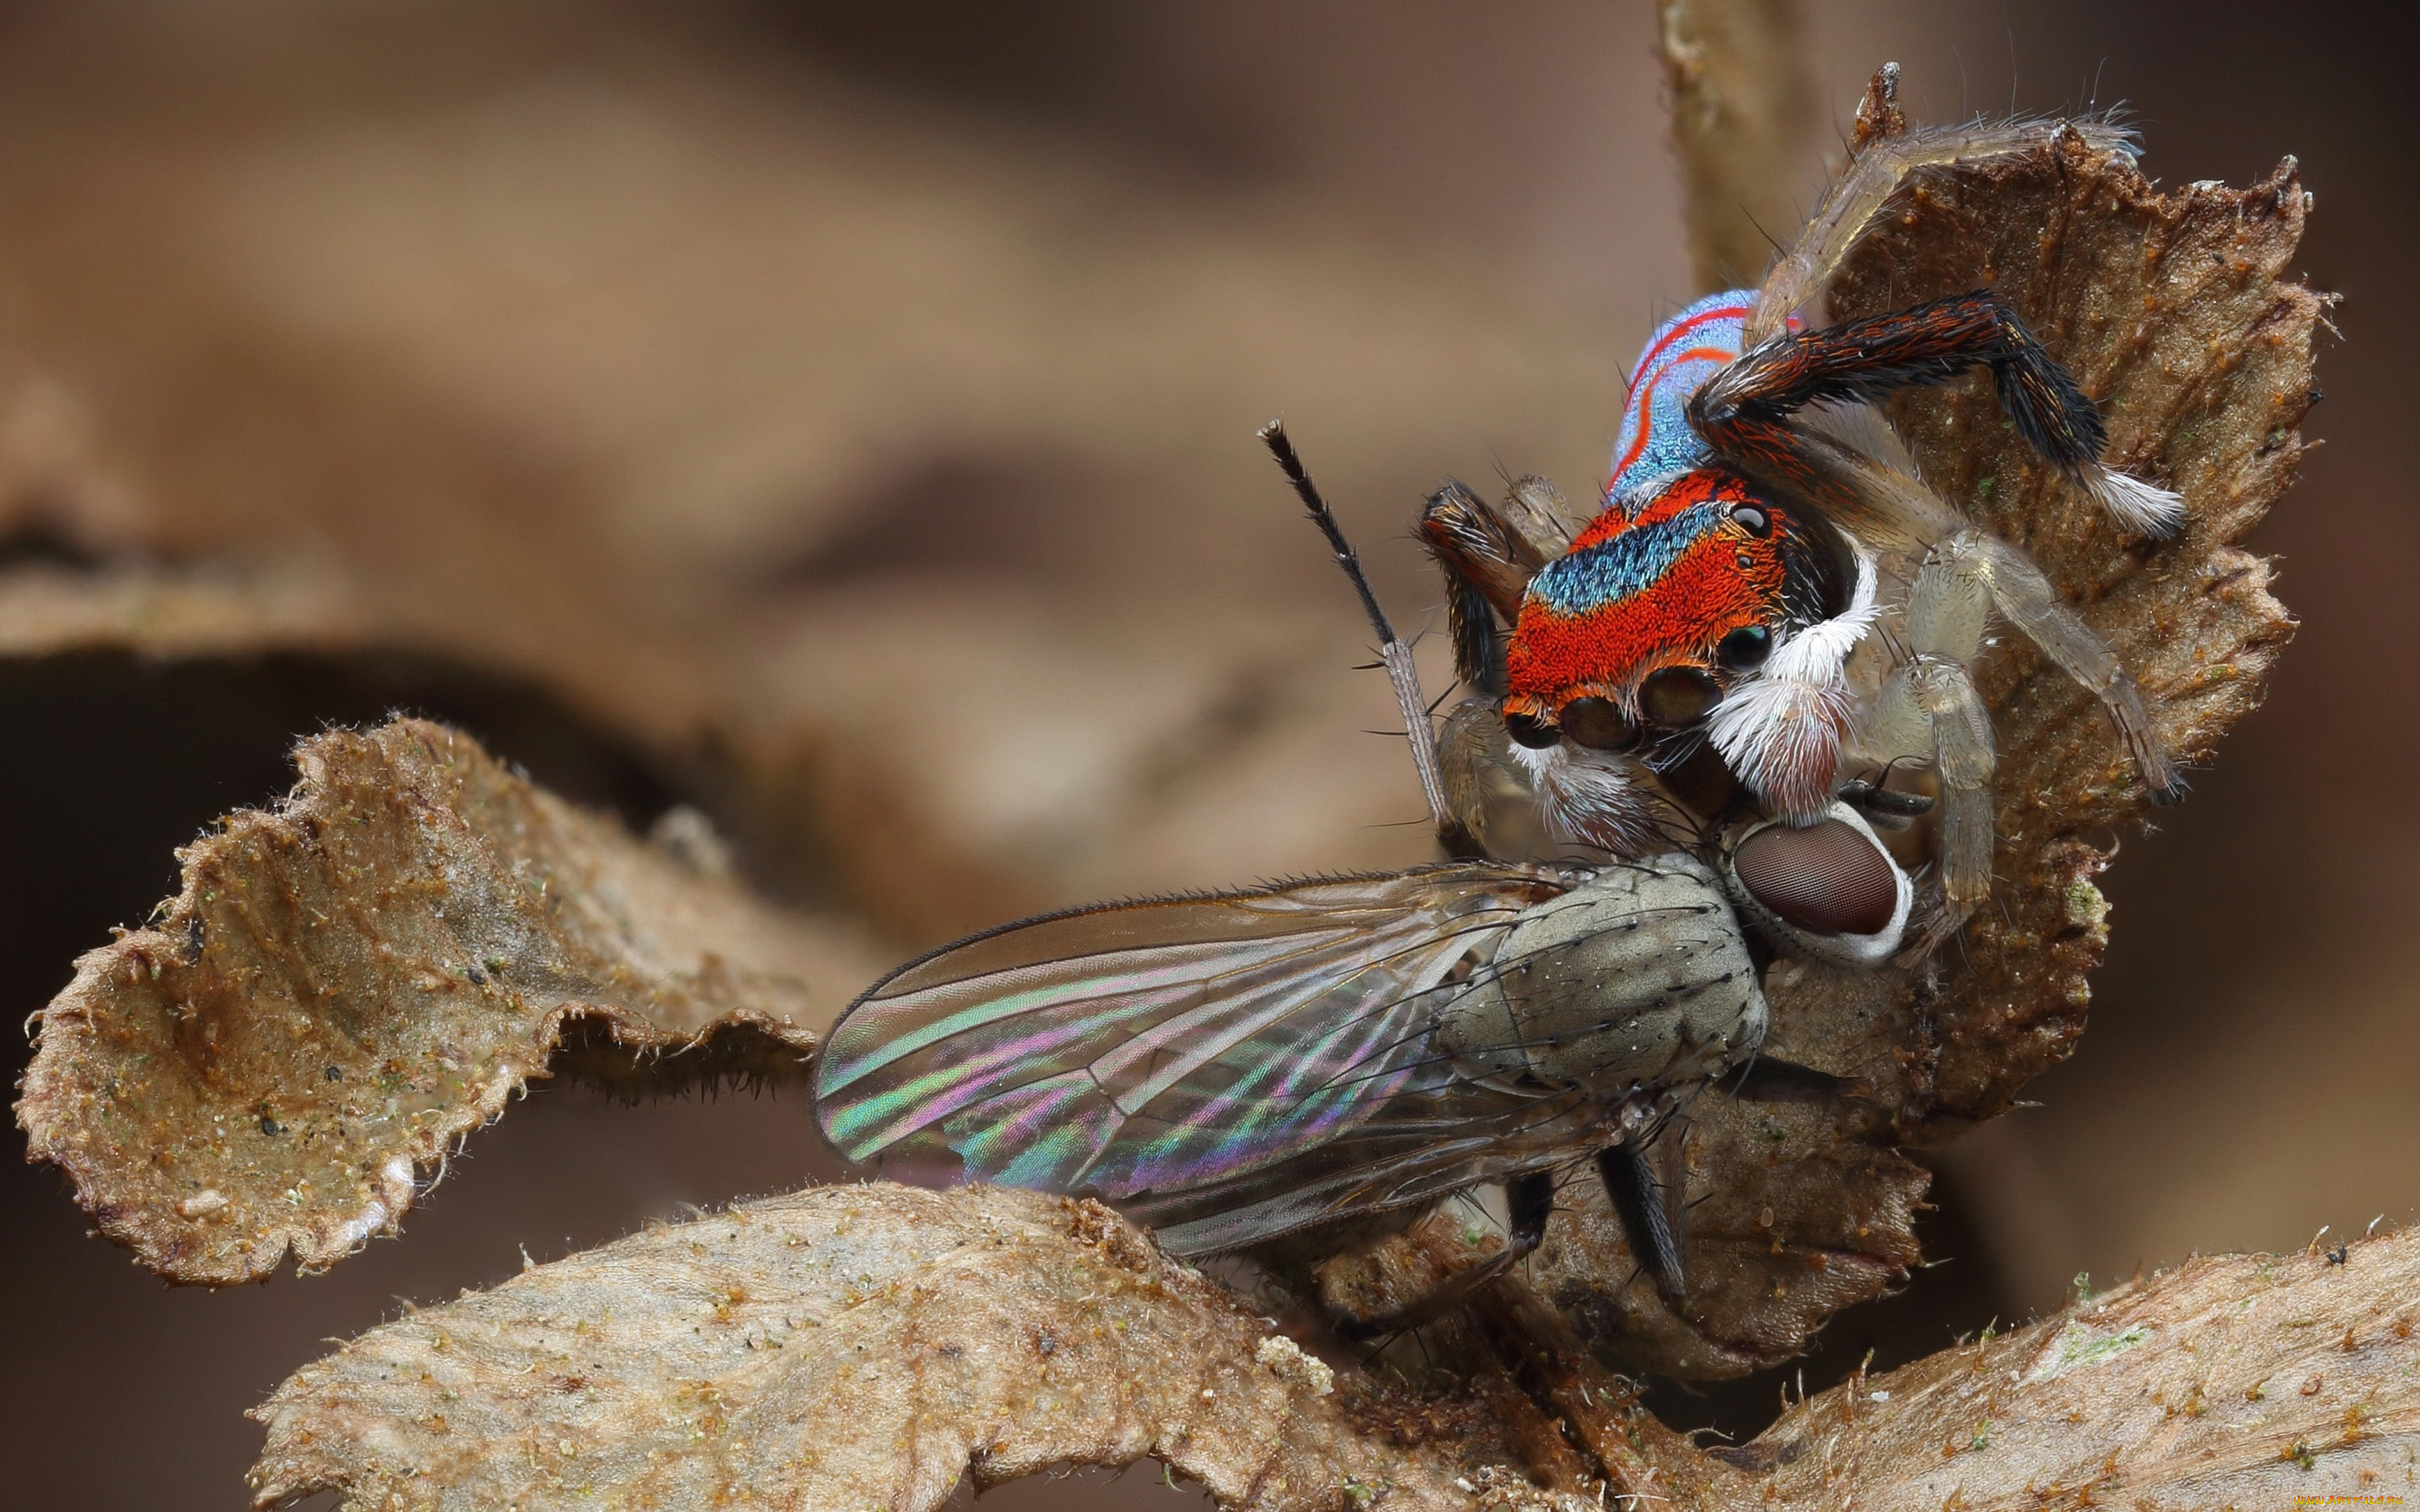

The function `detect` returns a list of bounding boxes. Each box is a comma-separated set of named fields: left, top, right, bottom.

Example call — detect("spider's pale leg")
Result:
left=1695, top=413, right=1961, bottom=554
left=1872, top=538, right=1999, bottom=951
left=1436, top=695, right=1513, bottom=857
left=1747, top=117, right=2139, bottom=346
left=1963, top=532, right=2183, bottom=804
left=1890, top=659, right=1996, bottom=955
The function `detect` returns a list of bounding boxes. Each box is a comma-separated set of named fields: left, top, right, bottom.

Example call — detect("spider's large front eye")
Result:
left=1639, top=667, right=1723, bottom=727
left=1558, top=696, right=1638, bottom=752
left=1718, top=624, right=1773, bottom=670
left=1504, top=709, right=1561, bottom=748
left=1728, top=503, right=1772, bottom=536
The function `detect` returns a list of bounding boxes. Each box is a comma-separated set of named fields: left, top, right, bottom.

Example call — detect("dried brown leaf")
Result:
left=1702, top=1226, right=2420, bottom=1506
left=16, top=717, right=887, bottom=1285
left=250, top=1184, right=2420, bottom=1510
left=247, top=1183, right=1532, bottom=1512
left=1530, top=123, right=2322, bottom=1373
left=1834, top=130, right=2318, bottom=1131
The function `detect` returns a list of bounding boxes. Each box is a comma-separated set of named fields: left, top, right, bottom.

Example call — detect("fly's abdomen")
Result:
left=1436, top=853, right=1765, bottom=1095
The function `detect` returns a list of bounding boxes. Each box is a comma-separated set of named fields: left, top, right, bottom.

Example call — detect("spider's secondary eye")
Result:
left=1504, top=709, right=1561, bottom=748
left=1718, top=624, right=1773, bottom=670
left=1639, top=667, right=1723, bottom=727
left=1558, top=696, right=1638, bottom=752
left=1728, top=503, right=1772, bottom=536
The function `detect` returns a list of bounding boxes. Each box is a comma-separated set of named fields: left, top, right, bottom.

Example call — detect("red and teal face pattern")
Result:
left=1505, top=470, right=1790, bottom=729
left=1503, top=291, right=1830, bottom=736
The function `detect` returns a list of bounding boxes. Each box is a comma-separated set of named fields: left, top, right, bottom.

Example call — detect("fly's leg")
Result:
left=1596, top=1142, right=1686, bottom=1303
left=1746, top=95, right=2139, bottom=345
left=1697, top=291, right=2184, bottom=538
left=1331, top=1172, right=1558, bottom=1338
left=1726, top=1055, right=1859, bottom=1103
left=1504, top=1168, right=1556, bottom=1262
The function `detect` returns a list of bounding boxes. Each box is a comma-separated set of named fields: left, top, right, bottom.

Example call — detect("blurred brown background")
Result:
left=0, top=2, right=2406, bottom=1505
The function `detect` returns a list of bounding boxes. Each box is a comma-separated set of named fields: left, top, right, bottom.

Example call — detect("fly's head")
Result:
left=1500, top=469, right=1846, bottom=780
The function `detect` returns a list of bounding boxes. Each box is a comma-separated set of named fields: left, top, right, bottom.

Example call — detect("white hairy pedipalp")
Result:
left=1707, top=549, right=1881, bottom=824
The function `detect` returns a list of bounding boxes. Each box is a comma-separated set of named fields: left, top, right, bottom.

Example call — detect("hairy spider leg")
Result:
left=1746, top=116, right=2141, bottom=347
left=1419, top=481, right=1542, bottom=853
left=1740, top=113, right=2182, bottom=535
left=1697, top=291, right=2184, bottom=537
left=1420, top=480, right=1542, bottom=696
left=1717, top=414, right=2182, bottom=811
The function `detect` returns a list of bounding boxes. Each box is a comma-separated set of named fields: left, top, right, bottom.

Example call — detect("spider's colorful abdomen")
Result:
left=1609, top=291, right=1756, bottom=506
left=1506, top=470, right=1787, bottom=717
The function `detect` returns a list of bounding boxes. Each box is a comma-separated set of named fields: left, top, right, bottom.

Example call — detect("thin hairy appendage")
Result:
left=1746, top=116, right=2139, bottom=346
left=1964, top=531, right=2182, bottom=804
left=1876, top=655, right=1996, bottom=958
left=1707, top=292, right=2186, bottom=538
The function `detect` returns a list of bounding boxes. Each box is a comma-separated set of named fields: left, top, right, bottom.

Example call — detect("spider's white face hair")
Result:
left=1707, top=549, right=1881, bottom=826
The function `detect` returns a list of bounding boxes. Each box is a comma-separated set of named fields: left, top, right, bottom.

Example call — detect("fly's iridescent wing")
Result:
left=813, top=864, right=1591, bottom=1252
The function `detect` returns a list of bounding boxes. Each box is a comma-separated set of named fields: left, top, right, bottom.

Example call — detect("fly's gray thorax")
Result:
left=1434, top=853, right=1765, bottom=1095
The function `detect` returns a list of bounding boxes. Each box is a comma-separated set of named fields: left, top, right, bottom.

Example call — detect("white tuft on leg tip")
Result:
left=2086, top=465, right=2187, bottom=538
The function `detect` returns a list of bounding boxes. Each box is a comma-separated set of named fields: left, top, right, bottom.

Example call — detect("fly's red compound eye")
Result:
left=1718, top=624, right=1773, bottom=670
left=1504, top=708, right=1561, bottom=748
left=1734, top=819, right=1898, bottom=937
left=1639, top=667, right=1723, bottom=727
left=1558, top=696, right=1639, bottom=752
